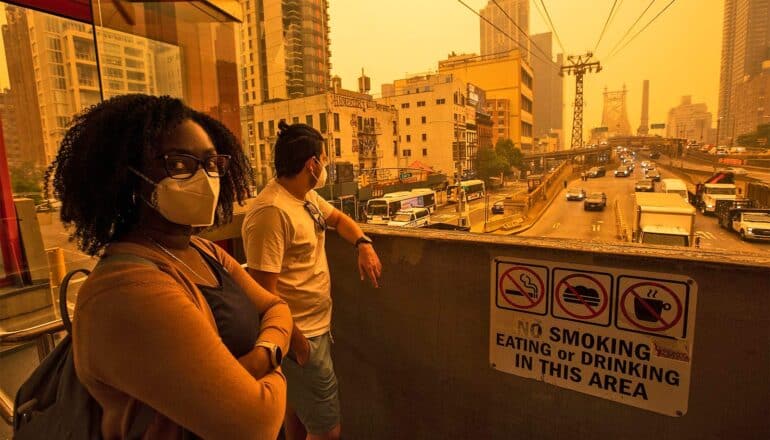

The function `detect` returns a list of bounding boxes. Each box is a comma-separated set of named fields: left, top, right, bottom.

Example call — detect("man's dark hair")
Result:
left=273, top=121, right=324, bottom=178
left=45, top=94, right=254, bottom=256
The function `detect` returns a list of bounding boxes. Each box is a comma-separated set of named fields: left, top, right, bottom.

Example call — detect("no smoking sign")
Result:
left=552, top=268, right=613, bottom=327
left=495, top=261, right=548, bottom=316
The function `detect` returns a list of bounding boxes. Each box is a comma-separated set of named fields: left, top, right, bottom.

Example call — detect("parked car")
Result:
left=645, top=163, right=656, bottom=171
left=649, top=151, right=661, bottom=159
left=635, top=179, right=655, bottom=192
left=645, top=169, right=661, bottom=182
left=584, top=192, right=608, bottom=211
left=491, top=200, right=505, bottom=214
left=614, top=166, right=631, bottom=177
left=566, top=187, right=587, bottom=201
left=640, top=160, right=650, bottom=169
left=387, top=207, right=431, bottom=227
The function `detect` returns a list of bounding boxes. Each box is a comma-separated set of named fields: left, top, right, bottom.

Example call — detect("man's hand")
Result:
left=287, top=327, right=310, bottom=366
left=357, top=244, right=382, bottom=288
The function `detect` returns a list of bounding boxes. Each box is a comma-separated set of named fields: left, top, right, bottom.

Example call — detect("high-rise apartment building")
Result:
left=530, top=32, right=563, bottom=148
left=666, top=96, right=713, bottom=143
left=479, top=0, right=529, bottom=60
left=2, top=6, right=182, bottom=167
left=239, top=0, right=330, bottom=105
left=718, top=0, right=770, bottom=142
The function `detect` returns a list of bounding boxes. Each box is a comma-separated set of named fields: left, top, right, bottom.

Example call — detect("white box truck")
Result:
left=633, top=192, right=697, bottom=247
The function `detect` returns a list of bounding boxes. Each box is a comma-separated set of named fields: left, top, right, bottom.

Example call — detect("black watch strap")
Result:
left=354, top=235, right=373, bottom=248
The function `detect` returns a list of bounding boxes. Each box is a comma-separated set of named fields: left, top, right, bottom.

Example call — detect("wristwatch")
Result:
left=255, top=341, right=283, bottom=369
left=354, top=235, right=373, bottom=248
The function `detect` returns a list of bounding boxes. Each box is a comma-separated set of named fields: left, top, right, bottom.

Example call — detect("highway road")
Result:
left=520, top=163, right=768, bottom=254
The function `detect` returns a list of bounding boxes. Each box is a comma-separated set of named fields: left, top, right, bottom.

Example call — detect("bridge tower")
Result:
left=637, top=80, right=650, bottom=136
left=561, top=53, right=601, bottom=149
left=601, top=85, right=632, bottom=138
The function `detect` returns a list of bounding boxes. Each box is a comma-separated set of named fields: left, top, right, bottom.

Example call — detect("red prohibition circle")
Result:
left=620, top=281, right=683, bottom=332
left=554, top=273, right=608, bottom=319
left=498, top=266, right=545, bottom=309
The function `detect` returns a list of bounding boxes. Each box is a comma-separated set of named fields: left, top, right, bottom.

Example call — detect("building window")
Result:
left=248, top=144, right=256, bottom=160
left=422, top=133, right=427, bottom=141
left=393, top=121, right=398, bottom=135
left=498, top=128, right=505, bottom=134
left=268, top=120, right=275, bottom=136
left=320, top=113, right=327, bottom=132
left=405, top=117, right=411, bottom=126
left=306, top=115, right=313, bottom=127
left=421, top=116, right=426, bottom=124
left=247, top=122, right=254, bottom=137
left=292, top=116, right=300, bottom=124
left=401, top=102, right=410, bottom=109
left=403, top=149, right=412, bottom=157
left=521, top=67, right=533, bottom=89
left=521, top=95, right=533, bottom=113
left=393, top=141, right=398, bottom=156
left=422, top=148, right=428, bottom=156
left=436, top=98, right=445, bottom=105
left=259, top=144, right=266, bottom=161
left=406, top=135, right=411, bottom=143
left=258, top=121, right=264, bottom=139
left=333, top=113, right=340, bottom=131
left=417, top=101, right=426, bottom=107
left=521, top=121, right=533, bottom=137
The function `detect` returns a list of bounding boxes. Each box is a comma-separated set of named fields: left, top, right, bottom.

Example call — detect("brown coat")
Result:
left=73, top=236, right=291, bottom=439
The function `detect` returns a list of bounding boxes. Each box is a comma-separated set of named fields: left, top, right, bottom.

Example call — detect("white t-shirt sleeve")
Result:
left=242, top=206, right=288, bottom=274
left=311, top=190, right=336, bottom=219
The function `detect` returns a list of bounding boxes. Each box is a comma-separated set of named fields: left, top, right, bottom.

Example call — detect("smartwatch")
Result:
left=255, top=341, right=283, bottom=369
left=354, top=235, right=373, bottom=248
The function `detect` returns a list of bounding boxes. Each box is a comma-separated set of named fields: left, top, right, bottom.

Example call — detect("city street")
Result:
left=520, top=163, right=767, bottom=253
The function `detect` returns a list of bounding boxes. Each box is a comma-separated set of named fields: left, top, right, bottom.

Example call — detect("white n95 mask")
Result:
left=130, top=167, right=220, bottom=227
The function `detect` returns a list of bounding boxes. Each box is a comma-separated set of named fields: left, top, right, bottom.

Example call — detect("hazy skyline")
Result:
left=329, top=0, right=723, bottom=140
left=0, top=1, right=724, bottom=142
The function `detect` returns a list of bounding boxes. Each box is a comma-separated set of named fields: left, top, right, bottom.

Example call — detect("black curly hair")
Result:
left=45, top=94, right=254, bottom=256
left=273, top=121, right=325, bottom=177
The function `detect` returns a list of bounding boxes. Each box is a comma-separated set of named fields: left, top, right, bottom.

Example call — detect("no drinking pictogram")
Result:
left=552, top=269, right=613, bottom=326
left=496, top=263, right=548, bottom=316
left=616, top=277, right=688, bottom=338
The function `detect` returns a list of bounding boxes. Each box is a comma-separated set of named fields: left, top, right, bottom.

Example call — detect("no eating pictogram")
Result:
left=552, top=269, right=612, bottom=327
left=618, top=280, right=684, bottom=336
left=496, top=263, right=548, bottom=315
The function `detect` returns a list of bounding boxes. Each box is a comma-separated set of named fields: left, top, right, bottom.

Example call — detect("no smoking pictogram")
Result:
left=552, top=269, right=613, bottom=327
left=619, top=281, right=684, bottom=336
left=496, top=263, right=548, bottom=316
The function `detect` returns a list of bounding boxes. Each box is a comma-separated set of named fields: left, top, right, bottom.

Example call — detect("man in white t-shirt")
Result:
left=242, top=121, right=381, bottom=440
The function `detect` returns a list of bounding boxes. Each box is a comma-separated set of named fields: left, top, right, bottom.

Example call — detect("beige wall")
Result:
left=243, top=92, right=398, bottom=188
left=378, top=74, right=475, bottom=176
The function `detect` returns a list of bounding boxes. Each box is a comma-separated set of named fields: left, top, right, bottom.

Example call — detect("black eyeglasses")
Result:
left=158, top=153, right=231, bottom=180
left=304, top=201, right=327, bottom=232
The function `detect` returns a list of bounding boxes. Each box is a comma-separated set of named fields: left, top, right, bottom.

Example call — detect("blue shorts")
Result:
left=281, top=332, right=341, bottom=434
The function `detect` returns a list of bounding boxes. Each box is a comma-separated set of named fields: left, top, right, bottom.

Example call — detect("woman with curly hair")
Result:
left=46, top=94, right=292, bottom=439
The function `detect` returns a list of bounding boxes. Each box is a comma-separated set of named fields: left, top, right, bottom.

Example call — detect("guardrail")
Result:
left=614, top=199, right=630, bottom=242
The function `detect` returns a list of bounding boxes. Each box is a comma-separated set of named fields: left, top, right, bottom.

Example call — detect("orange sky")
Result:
left=329, top=0, right=723, bottom=140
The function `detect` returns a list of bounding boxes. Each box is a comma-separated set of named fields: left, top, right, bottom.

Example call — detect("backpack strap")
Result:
left=59, top=253, right=159, bottom=439
left=59, top=254, right=157, bottom=336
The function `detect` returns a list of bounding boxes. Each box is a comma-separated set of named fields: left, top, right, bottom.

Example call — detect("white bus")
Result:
left=365, top=188, right=437, bottom=224
left=447, top=179, right=485, bottom=203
